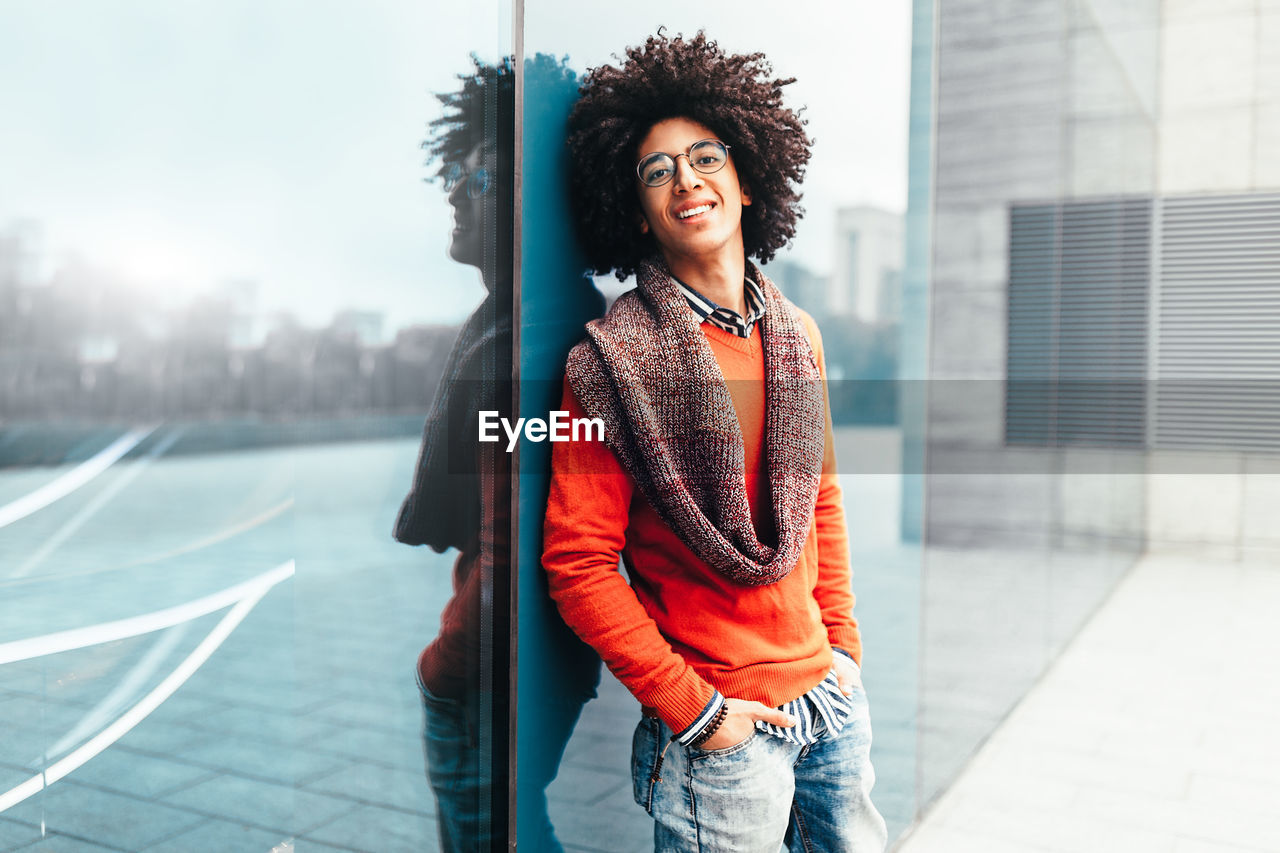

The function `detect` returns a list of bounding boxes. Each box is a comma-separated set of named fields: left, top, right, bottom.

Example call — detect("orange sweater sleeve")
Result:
left=541, top=377, right=718, bottom=733
left=801, top=315, right=863, bottom=666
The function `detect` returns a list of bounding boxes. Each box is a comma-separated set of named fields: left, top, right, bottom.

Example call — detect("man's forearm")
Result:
left=541, top=547, right=718, bottom=732
left=542, top=380, right=720, bottom=735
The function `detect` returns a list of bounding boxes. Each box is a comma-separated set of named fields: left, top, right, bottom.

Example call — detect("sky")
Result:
left=0, top=1, right=909, bottom=333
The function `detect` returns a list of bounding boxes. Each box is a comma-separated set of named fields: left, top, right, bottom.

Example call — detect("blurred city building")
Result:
left=764, top=257, right=828, bottom=318
left=0, top=218, right=454, bottom=430
left=832, top=205, right=904, bottom=323
left=217, top=278, right=267, bottom=351
left=767, top=209, right=905, bottom=426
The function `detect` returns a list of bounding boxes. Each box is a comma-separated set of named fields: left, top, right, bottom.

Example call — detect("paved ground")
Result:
left=896, top=550, right=1280, bottom=853
left=0, top=437, right=449, bottom=852
left=2, top=426, right=1183, bottom=851
left=0, top=429, right=934, bottom=851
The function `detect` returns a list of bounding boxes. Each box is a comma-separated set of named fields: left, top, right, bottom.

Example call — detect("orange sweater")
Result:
left=542, top=313, right=860, bottom=735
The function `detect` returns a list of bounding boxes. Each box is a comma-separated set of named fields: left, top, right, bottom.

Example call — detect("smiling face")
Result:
left=634, top=117, right=751, bottom=270
left=447, top=142, right=488, bottom=269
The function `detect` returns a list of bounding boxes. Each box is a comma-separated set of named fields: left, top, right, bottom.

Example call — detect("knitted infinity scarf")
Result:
left=565, top=257, right=826, bottom=586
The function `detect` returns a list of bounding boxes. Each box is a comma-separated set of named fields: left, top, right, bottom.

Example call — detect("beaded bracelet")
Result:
left=649, top=703, right=733, bottom=785
left=689, top=703, right=729, bottom=748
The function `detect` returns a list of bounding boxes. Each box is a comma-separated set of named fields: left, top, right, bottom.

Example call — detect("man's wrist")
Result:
left=833, top=646, right=860, bottom=671
left=673, top=691, right=726, bottom=746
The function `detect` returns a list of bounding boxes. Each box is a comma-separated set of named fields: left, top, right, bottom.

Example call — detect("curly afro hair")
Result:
left=423, top=55, right=515, bottom=183
left=425, top=54, right=576, bottom=176
left=566, top=30, right=812, bottom=280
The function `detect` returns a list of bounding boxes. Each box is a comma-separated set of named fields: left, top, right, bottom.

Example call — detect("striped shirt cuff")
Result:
left=833, top=646, right=860, bottom=670
left=673, top=691, right=726, bottom=745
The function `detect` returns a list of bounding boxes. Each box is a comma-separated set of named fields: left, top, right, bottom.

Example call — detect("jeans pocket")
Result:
left=690, top=727, right=758, bottom=760
left=416, top=671, right=476, bottom=751
left=631, top=716, right=661, bottom=816
left=418, top=681, right=463, bottom=708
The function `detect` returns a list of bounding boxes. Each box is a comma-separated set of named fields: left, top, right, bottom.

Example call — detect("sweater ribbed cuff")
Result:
left=673, top=691, right=726, bottom=745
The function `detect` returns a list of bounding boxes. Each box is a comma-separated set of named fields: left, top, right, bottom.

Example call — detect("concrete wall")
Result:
left=919, top=0, right=1159, bottom=809
left=928, top=0, right=1158, bottom=550
left=1141, top=2, right=1280, bottom=555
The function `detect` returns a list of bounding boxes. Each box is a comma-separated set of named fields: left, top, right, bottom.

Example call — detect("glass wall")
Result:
left=0, top=3, right=511, bottom=849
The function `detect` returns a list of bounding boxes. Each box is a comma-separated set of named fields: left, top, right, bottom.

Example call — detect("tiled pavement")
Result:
left=2, top=433, right=929, bottom=851
left=896, top=551, right=1280, bottom=852
left=1, top=441, right=448, bottom=852
left=7, top=431, right=1230, bottom=851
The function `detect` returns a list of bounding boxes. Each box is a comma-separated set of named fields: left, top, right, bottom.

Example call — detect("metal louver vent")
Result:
left=1155, top=193, right=1280, bottom=452
left=1007, top=200, right=1150, bottom=448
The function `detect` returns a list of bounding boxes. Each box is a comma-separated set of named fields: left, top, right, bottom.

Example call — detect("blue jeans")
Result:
left=418, top=679, right=493, bottom=852
left=631, top=686, right=887, bottom=853
left=418, top=669, right=598, bottom=852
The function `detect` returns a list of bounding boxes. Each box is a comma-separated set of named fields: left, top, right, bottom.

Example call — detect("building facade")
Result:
left=917, top=0, right=1280, bottom=807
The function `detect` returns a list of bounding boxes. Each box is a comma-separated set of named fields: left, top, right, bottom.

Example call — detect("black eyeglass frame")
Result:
left=635, top=139, right=732, bottom=188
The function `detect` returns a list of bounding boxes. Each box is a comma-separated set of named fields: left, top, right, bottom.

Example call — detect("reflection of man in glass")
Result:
left=395, top=53, right=594, bottom=853
left=394, top=56, right=514, bottom=851
left=543, top=32, right=888, bottom=852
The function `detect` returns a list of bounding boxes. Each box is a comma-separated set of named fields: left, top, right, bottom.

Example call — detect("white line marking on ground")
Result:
left=9, top=425, right=183, bottom=578
left=0, top=580, right=276, bottom=814
left=0, top=560, right=295, bottom=665
left=39, top=622, right=192, bottom=764
left=0, top=426, right=157, bottom=530
left=9, top=429, right=182, bottom=580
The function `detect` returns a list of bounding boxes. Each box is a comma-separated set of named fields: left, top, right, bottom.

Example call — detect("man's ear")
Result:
left=637, top=214, right=650, bottom=234
left=741, top=183, right=753, bottom=206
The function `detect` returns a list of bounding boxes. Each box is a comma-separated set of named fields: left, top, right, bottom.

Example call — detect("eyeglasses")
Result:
left=442, top=162, right=491, bottom=199
left=635, top=139, right=731, bottom=188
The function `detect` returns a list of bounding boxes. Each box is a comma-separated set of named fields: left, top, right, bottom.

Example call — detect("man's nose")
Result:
left=448, top=178, right=467, bottom=205
left=671, top=154, right=703, bottom=192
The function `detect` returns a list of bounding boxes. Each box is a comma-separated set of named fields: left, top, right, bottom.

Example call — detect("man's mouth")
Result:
left=676, top=203, right=715, bottom=220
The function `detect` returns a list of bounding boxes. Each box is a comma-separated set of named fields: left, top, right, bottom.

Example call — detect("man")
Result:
left=542, top=31, right=888, bottom=853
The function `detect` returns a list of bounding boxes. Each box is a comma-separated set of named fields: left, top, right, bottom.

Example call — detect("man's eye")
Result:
left=646, top=167, right=671, bottom=182
left=696, top=155, right=719, bottom=166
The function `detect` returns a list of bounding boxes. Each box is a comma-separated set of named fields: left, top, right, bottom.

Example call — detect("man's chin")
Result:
left=657, top=233, right=739, bottom=263
left=449, top=238, right=483, bottom=269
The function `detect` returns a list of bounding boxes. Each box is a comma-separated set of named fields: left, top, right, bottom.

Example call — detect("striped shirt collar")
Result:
left=673, top=275, right=767, bottom=339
